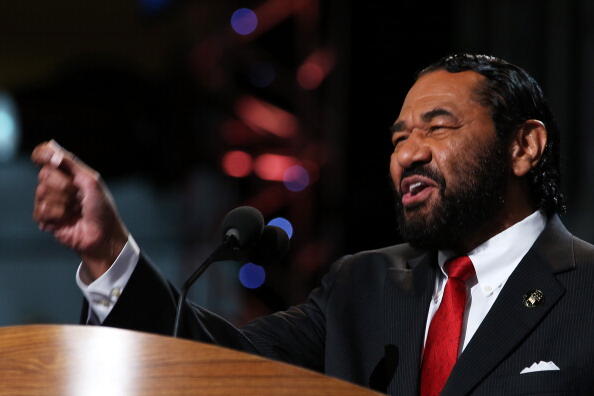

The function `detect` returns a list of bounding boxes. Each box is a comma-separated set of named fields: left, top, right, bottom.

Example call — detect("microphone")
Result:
left=221, top=206, right=265, bottom=251
left=249, top=225, right=290, bottom=266
left=173, top=206, right=264, bottom=337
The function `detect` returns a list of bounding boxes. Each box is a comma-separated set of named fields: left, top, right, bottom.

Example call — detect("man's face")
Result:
left=390, top=70, right=508, bottom=250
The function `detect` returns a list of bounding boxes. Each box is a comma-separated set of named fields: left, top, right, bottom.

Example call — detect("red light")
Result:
left=254, top=154, right=298, bottom=181
left=235, top=96, right=298, bottom=138
left=222, top=151, right=253, bottom=178
left=297, top=49, right=335, bottom=90
left=297, top=63, right=324, bottom=90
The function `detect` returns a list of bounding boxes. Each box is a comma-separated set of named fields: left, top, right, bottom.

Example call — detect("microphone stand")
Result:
left=172, top=236, right=238, bottom=338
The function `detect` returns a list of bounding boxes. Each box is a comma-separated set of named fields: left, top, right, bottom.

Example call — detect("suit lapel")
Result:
left=442, top=216, right=573, bottom=396
left=385, top=250, right=436, bottom=396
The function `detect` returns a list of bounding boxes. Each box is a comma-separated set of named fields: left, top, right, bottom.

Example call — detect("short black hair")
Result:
left=418, top=53, right=566, bottom=214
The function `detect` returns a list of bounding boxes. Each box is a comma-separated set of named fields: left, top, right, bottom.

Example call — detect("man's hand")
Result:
left=32, top=140, right=129, bottom=284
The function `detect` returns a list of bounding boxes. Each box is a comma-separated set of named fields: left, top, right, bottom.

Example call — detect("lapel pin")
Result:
left=523, top=289, right=544, bottom=308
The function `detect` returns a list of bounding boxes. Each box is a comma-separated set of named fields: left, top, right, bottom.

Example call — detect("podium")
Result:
left=0, top=325, right=382, bottom=395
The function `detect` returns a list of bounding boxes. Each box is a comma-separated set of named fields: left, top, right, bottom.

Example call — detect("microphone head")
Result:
left=249, top=225, right=290, bottom=266
left=221, top=206, right=264, bottom=248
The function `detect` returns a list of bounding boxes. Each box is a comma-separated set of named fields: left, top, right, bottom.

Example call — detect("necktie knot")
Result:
left=445, top=255, right=475, bottom=282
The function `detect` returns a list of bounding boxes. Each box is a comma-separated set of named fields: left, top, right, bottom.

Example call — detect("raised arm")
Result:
left=31, top=140, right=129, bottom=284
left=30, top=141, right=328, bottom=373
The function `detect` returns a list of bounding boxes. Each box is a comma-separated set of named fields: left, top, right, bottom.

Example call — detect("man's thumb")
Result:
left=31, top=140, right=93, bottom=179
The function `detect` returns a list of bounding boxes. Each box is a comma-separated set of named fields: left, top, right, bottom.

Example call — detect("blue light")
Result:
left=239, top=263, right=266, bottom=289
left=0, top=92, right=20, bottom=162
left=138, top=0, right=170, bottom=14
left=268, top=217, right=293, bottom=239
left=230, top=8, right=258, bottom=35
left=283, top=165, right=310, bottom=192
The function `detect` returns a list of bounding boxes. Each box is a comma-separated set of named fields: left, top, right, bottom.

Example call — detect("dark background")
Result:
left=0, top=0, right=592, bottom=325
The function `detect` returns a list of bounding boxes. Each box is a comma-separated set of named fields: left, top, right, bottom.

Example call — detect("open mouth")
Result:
left=400, top=176, right=439, bottom=207
left=408, top=181, right=427, bottom=195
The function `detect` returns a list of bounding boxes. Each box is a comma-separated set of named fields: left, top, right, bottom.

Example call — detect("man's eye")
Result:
left=392, top=136, right=407, bottom=146
left=428, top=125, right=457, bottom=133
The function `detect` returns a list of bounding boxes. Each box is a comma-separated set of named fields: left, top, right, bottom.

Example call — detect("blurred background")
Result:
left=0, top=0, right=592, bottom=326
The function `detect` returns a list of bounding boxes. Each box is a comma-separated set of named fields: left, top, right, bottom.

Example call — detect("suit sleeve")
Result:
left=97, top=251, right=348, bottom=373
left=240, top=255, right=351, bottom=372
left=100, top=254, right=256, bottom=353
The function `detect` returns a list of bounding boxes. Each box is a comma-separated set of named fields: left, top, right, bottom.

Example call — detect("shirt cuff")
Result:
left=76, top=235, right=140, bottom=324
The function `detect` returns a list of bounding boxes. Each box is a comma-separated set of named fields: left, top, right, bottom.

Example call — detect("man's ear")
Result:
left=509, top=119, right=548, bottom=177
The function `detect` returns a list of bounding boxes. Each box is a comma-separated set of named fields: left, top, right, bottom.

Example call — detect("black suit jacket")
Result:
left=94, top=216, right=594, bottom=395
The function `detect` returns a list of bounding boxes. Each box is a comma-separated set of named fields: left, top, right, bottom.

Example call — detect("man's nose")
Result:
left=395, top=131, right=432, bottom=169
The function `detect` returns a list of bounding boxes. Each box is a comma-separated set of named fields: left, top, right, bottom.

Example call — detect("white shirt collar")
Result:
left=437, top=210, right=547, bottom=296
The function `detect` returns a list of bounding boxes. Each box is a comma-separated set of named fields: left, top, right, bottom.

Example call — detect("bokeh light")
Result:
left=235, top=96, right=298, bottom=138
left=254, top=154, right=298, bottom=181
left=296, top=49, right=335, bottom=90
left=297, top=63, right=324, bottom=90
left=267, top=217, right=293, bottom=239
left=231, top=8, right=258, bottom=35
left=239, top=263, right=266, bottom=289
left=0, top=92, right=20, bottom=163
left=283, top=165, right=310, bottom=192
left=138, top=0, right=170, bottom=14
left=222, top=150, right=253, bottom=178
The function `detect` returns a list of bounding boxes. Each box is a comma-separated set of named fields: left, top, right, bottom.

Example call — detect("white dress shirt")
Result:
left=424, top=210, right=547, bottom=353
left=76, top=235, right=140, bottom=323
left=77, top=211, right=547, bottom=338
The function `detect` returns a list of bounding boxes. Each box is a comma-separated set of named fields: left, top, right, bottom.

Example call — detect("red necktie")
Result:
left=420, top=256, right=475, bottom=396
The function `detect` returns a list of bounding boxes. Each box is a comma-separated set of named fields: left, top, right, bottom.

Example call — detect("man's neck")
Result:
left=451, top=206, right=539, bottom=254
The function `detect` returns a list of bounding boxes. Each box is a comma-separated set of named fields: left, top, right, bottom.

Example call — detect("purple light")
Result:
left=231, top=8, right=258, bottom=35
left=267, top=217, right=293, bottom=239
left=283, top=165, right=310, bottom=192
left=239, top=263, right=266, bottom=289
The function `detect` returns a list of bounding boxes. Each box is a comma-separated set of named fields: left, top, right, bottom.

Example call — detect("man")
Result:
left=32, top=54, right=594, bottom=395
